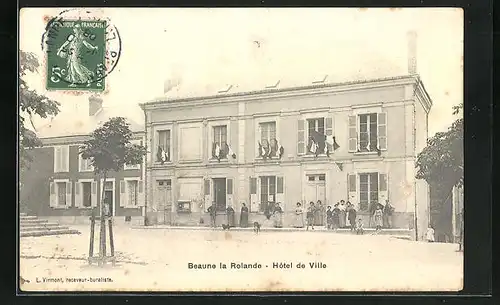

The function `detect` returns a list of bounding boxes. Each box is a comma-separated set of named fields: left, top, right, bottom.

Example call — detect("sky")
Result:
left=19, top=8, right=463, bottom=136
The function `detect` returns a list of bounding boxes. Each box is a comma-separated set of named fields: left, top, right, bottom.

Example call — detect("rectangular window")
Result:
left=125, top=140, right=141, bottom=170
left=358, top=113, right=378, bottom=152
left=54, top=146, right=69, bottom=172
left=82, top=182, right=92, bottom=207
left=307, top=118, right=325, bottom=154
left=359, top=172, right=379, bottom=211
left=157, top=130, right=171, bottom=162
left=79, top=155, right=94, bottom=172
left=259, top=121, right=277, bottom=157
left=127, top=180, right=138, bottom=206
left=56, top=182, right=67, bottom=206
left=260, top=176, right=276, bottom=212
left=213, top=125, right=228, bottom=159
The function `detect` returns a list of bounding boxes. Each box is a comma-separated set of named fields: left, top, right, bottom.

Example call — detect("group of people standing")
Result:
left=206, top=199, right=395, bottom=232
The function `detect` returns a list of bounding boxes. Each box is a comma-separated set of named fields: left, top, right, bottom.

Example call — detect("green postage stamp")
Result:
left=43, top=10, right=121, bottom=91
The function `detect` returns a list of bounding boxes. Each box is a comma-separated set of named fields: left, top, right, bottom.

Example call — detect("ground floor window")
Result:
left=359, top=172, right=378, bottom=212
left=260, top=176, right=276, bottom=212
left=56, top=182, right=67, bottom=206
left=82, top=182, right=92, bottom=207
left=127, top=180, right=139, bottom=207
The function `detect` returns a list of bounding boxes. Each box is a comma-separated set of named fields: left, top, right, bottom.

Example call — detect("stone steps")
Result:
left=20, top=226, right=70, bottom=232
left=19, top=214, right=80, bottom=237
left=20, top=229, right=81, bottom=237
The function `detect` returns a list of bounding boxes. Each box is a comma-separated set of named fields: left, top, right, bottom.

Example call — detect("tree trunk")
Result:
left=99, top=172, right=108, bottom=262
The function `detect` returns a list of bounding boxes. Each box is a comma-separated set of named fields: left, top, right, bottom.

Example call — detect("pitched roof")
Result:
left=36, top=106, right=144, bottom=139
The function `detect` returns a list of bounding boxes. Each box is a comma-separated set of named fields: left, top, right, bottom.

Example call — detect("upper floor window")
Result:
left=156, top=130, right=171, bottom=163
left=54, top=146, right=70, bottom=173
left=258, top=122, right=279, bottom=158
left=212, top=125, right=228, bottom=160
left=348, top=112, right=387, bottom=153
left=79, top=154, right=94, bottom=172
left=125, top=139, right=141, bottom=170
left=297, top=116, right=334, bottom=156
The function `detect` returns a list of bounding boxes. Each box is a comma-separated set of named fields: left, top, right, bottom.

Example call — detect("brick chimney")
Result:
left=407, top=30, right=418, bottom=75
left=89, top=95, right=103, bottom=116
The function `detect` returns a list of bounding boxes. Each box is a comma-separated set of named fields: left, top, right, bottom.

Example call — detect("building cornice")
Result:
left=414, top=77, right=433, bottom=113
left=140, top=75, right=419, bottom=111
left=40, top=131, right=145, bottom=146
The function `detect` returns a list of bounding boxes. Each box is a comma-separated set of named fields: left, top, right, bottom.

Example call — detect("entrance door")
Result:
left=102, top=181, right=114, bottom=216
left=305, top=174, right=326, bottom=225
left=156, top=179, right=172, bottom=225
left=213, top=178, right=226, bottom=212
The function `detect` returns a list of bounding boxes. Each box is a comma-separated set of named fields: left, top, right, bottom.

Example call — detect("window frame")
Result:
left=123, top=177, right=140, bottom=208
left=358, top=172, right=379, bottom=212
left=155, top=128, right=172, bottom=164
left=259, top=175, right=277, bottom=212
left=306, top=117, right=326, bottom=155
left=124, top=139, right=142, bottom=170
left=357, top=113, right=378, bottom=153
left=51, top=178, right=71, bottom=209
left=207, top=119, right=231, bottom=162
left=76, top=178, right=95, bottom=209
left=53, top=145, right=70, bottom=173
left=78, top=154, right=94, bottom=172
left=254, top=116, right=280, bottom=159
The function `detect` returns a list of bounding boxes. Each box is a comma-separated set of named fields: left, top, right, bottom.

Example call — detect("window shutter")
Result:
left=120, top=180, right=126, bottom=207
left=54, top=147, right=61, bottom=172
left=91, top=181, right=98, bottom=207
left=377, top=112, right=387, bottom=150
left=65, top=181, right=72, bottom=207
left=348, top=115, right=358, bottom=152
left=347, top=174, right=358, bottom=207
left=49, top=182, right=57, bottom=207
left=226, top=178, right=233, bottom=208
left=204, top=178, right=211, bottom=211
left=325, top=117, right=333, bottom=152
left=378, top=173, right=388, bottom=204
left=137, top=180, right=145, bottom=207
left=63, top=146, right=70, bottom=172
left=74, top=182, right=81, bottom=208
left=276, top=176, right=285, bottom=207
left=297, top=119, right=305, bottom=155
left=249, top=177, right=258, bottom=213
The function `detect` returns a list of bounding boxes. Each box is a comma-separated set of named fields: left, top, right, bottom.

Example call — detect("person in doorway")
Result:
left=314, top=200, right=324, bottom=227
left=339, top=200, right=346, bottom=228
left=207, top=202, right=217, bottom=228
left=306, top=201, right=315, bottom=231
left=383, top=199, right=394, bottom=228
left=326, top=206, right=333, bottom=230
left=426, top=225, right=435, bottom=243
left=272, top=202, right=283, bottom=228
left=332, top=203, right=341, bottom=231
left=347, top=201, right=357, bottom=231
left=373, top=204, right=383, bottom=232
left=240, top=202, right=249, bottom=227
left=226, top=205, right=236, bottom=227
left=292, top=202, right=304, bottom=228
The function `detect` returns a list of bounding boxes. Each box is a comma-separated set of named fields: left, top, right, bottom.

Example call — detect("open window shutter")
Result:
left=91, top=181, right=98, bottom=207
left=226, top=178, right=233, bottom=208
left=377, top=112, right=387, bottom=150
left=348, top=115, right=358, bottom=152
left=276, top=176, right=285, bottom=207
left=297, top=119, right=305, bottom=155
left=120, top=180, right=126, bottom=207
left=74, top=182, right=81, bottom=208
left=54, top=147, right=61, bottom=172
left=137, top=180, right=145, bottom=207
left=347, top=174, right=357, bottom=207
left=65, top=181, right=72, bottom=207
left=378, top=173, right=388, bottom=204
left=249, top=177, right=258, bottom=213
left=63, top=146, right=70, bottom=172
left=49, top=182, right=57, bottom=207
left=204, top=178, right=211, bottom=211
left=325, top=116, right=333, bottom=152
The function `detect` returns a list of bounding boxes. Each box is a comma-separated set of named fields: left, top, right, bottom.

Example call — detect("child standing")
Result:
left=373, top=204, right=383, bottom=233
left=356, top=218, right=364, bottom=235
left=306, top=201, right=315, bottom=231
left=426, top=226, right=435, bottom=243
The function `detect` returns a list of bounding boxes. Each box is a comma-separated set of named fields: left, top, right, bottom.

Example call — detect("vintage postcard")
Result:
left=19, top=8, right=464, bottom=292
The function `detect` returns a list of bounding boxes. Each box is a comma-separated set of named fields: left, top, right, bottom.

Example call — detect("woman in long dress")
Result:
left=239, top=203, right=249, bottom=227
left=56, top=24, right=98, bottom=87
left=226, top=205, right=236, bottom=227
left=272, top=203, right=283, bottom=228
left=314, top=200, right=324, bottom=226
left=292, top=202, right=304, bottom=228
